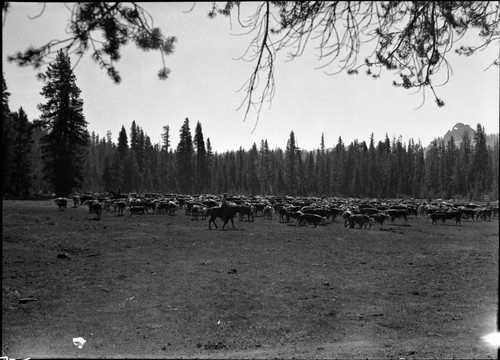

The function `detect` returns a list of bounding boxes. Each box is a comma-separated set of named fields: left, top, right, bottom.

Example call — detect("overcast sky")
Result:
left=3, top=2, right=499, bottom=153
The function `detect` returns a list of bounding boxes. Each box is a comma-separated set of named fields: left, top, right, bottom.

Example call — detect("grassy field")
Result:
left=2, top=199, right=499, bottom=359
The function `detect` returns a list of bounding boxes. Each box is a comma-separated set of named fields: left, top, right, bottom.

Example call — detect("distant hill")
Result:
left=428, top=122, right=498, bottom=150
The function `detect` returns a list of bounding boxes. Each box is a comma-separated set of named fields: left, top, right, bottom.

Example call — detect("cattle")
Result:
left=431, top=211, right=461, bottom=225
left=128, top=206, right=146, bottom=217
left=386, top=209, right=408, bottom=224
left=359, top=207, right=379, bottom=216
left=429, top=212, right=443, bottom=225
left=237, top=204, right=255, bottom=222
left=54, top=197, right=68, bottom=210
left=297, top=213, right=327, bottom=228
left=476, top=208, right=493, bottom=221
left=342, top=210, right=359, bottom=227
left=301, top=207, right=330, bottom=219
left=328, top=208, right=344, bottom=222
left=157, top=200, right=177, bottom=215
left=278, top=206, right=289, bottom=223
left=407, top=206, right=419, bottom=218
left=346, top=214, right=374, bottom=229
left=207, top=206, right=238, bottom=230
left=114, top=200, right=127, bottom=216
left=84, top=200, right=102, bottom=220
left=190, top=204, right=205, bottom=220
left=371, top=213, right=390, bottom=227
left=252, top=202, right=267, bottom=216
left=263, top=205, right=273, bottom=220
left=457, top=207, right=476, bottom=221
left=72, top=195, right=80, bottom=208
left=79, top=194, right=94, bottom=206
left=286, top=210, right=302, bottom=223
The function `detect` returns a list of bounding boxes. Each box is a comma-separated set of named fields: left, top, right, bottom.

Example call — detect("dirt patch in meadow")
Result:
left=2, top=200, right=499, bottom=359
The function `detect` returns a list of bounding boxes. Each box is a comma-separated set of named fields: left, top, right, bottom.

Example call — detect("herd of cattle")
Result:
left=53, top=193, right=498, bottom=230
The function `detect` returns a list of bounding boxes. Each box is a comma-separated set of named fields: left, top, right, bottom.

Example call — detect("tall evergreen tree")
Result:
left=194, top=121, right=207, bottom=193
left=117, top=125, right=128, bottom=161
left=2, top=74, right=14, bottom=195
left=38, top=50, right=89, bottom=196
left=176, top=118, right=194, bottom=193
left=285, top=131, right=297, bottom=195
left=206, top=138, right=213, bottom=193
left=247, top=143, right=260, bottom=195
left=473, top=123, right=489, bottom=199
left=9, top=108, right=34, bottom=196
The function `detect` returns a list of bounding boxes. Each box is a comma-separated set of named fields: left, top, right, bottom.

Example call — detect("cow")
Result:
left=72, top=195, right=80, bottom=208
left=190, top=204, right=205, bottom=220
left=129, top=206, right=146, bottom=217
left=430, top=212, right=444, bottom=225
left=328, top=208, right=344, bottom=222
left=85, top=200, right=102, bottom=220
left=346, top=214, right=374, bottom=229
left=476, top=208, right=493, bottom=221
left=431, top=211, right=461, bottom=225
left=297, top=213, right=327, bottom=228
left=237, top=204, right=255, bottom=222
left=54, top=197, right=68, bottom=210
left=207, top=205, right=238, bottom=230
left=114, top=200, right=127, bottom=216
left=386, top=209, right=408, bottom=224
left=457, top=207, right=476, bottom=221
left=301, top=207, right=330, bottom=219
left=371, top=213, right=390, bottom=227
left=263, top=205, right=273, bottom=220
left=359, top=207, right=379, bottom=216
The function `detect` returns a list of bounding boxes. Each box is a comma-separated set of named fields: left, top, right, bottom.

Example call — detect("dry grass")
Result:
left=2, top=200, right=499, bottom=359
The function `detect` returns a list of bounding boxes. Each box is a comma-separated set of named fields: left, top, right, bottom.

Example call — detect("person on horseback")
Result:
left=221, top=193, right=228, bottom=208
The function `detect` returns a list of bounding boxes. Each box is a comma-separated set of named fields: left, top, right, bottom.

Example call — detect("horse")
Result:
left=207, top=205, right=238, bottom=230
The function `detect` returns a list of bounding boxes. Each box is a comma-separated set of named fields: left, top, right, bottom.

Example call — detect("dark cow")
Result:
left=431, top=211, right=461, bottom=225
left=430, top=212, right=444, bottom=225
left=359, top=207, right=379, bottom=216
left=386, top=209, right=408, bottom=224
left=297, top=213, right=327, bottom=228
left=129, top=206, right=146, bottom=217
left=302, top=207, right=330, bottom=219
left=190, top=205, right=205, bottom=220
left=346, top=214, right=374, bottom=229
left=72, top=195, right=80, bottom=208
left=114, top=200, right=127, bottom=216
left=54, top=197, right=68, bottom=210
left=371, top=213, right=390, bottom=227
left=329, top=208, right=344, bottom=222
left=237, top=204, right=255, bottom=222
left=207, top=206, right=238, bottom=230
left=458, top=208, right=476, bottom=221
left=87, top=200, right=102, bottom=220
left=476, top=208, right=493, bottom=221
left=263, top=205, right=273, bottom=220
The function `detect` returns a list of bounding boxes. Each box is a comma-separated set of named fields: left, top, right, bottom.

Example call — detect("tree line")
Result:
left=2, top=51, right=498, bottom=201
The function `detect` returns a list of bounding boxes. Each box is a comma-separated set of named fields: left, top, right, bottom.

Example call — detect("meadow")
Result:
left=2, top=199, right=499, bottom=359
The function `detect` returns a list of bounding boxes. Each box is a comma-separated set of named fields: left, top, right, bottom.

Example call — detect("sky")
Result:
left=2, top=2, right=499, bottom=153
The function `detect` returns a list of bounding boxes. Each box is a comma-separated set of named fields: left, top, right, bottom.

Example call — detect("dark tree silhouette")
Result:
left=38, top=50, right=89, bottom=197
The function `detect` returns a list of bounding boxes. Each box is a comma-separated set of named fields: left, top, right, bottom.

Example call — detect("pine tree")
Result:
left=9, top=107, right=34, bottom=196
left=206, top=138, right=213, bottom=193
left=117, top=125, right=128, bottom=161
left=285, top=131, right=297, bottom=195
left=38, top=50, right=89, bottom=196
left=473, top=123, right=489, bottom=199
left=194, top=121, right=207, bottom=193
left=176, top=118, right=194, bottom=194
left=2, top=74, right=14, bottom=195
